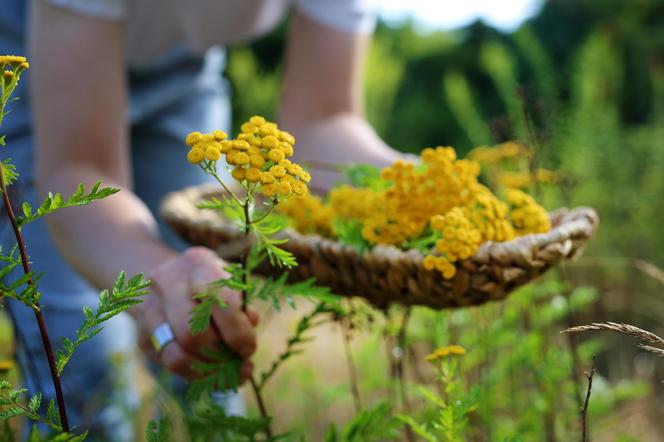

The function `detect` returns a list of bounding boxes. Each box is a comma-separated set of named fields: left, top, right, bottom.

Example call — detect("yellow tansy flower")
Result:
left=425, top=345, right=466, bottom=362
left=187, top=148, right=205, bottom=164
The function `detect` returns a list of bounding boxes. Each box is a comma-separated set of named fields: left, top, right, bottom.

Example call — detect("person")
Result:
left=0, top=0, right=403, bottom=438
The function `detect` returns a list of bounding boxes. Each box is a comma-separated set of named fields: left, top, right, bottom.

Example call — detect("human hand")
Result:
left=133, top=247, right=258, bottom=382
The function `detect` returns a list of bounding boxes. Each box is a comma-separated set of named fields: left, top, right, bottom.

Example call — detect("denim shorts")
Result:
left=1, top=47, right=243, bottom=440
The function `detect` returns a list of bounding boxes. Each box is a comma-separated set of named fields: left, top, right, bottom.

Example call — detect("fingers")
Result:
left=246, top=307, right=260, bottom=327
left=187, top=249, right=257, bottom=359
left=208, top=287, right=256, bottom=359
left=158, top=278, right=224, bottom=358
left=141, top=247, right=258, bottom=381
left=135, top=290, right=208, bottom=381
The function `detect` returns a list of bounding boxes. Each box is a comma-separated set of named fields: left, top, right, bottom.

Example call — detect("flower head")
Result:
left=425, top=345, right=466, bottom=362
left=184, top=116, right=310, bottom=203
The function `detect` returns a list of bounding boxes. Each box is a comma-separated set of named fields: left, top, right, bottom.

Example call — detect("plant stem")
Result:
left=249, top=377, right=270, bottom=435
left=239, top=195, right=272, bottom=440
left=396, top=308, right=414, bottom=442
left=0, top=167, right=70, bottom=432
left=208, top=166, right=243, bottom=207
left=339, top=308, right=362, bottom=414
left=581, top=356, right=596, bottom=442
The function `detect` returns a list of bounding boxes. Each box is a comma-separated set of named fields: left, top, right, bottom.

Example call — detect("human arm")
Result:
left=28, top=1, right=255, bottom=379
left=279, top=10, right=404, bottom=191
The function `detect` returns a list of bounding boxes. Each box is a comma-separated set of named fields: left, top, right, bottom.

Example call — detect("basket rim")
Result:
left=160, top=184, right=599, bottom=271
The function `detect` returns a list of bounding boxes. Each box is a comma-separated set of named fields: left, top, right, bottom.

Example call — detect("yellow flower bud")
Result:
left=422, top=255, right=437, bottom=271
left=226, top=150, right=238, bottom=164
left=292, top=181, right=308, bottom=196
left=259, top=122, right=278, bottom=136
left=277, top=181, right=292, bottom=196
left=232, top=167, right=246, bottom=181
left=212, top=130, right=228, bottom=141
left=278, top=131, right=295, bottom=145
left=185, top=131, right=203, bottom=146
left=287, top=164, right=301, bottom=176
left=234, top=152, right=250, bottom=165
left=201, top=134, right=214, bottom=142
left=246, top=167, right=261, bottom=183
left=241, top=123, right=257, bottom=134
left=268, top=149, right=285, bottom=163
left=233, top=139, right=250, bottom=151
left=262, top=135, right=279, bottom=149
left=249, top=154, right=265, bottom=168
left=260, top=172, right=276, bottom=184
left=187, top=148, right=205, bottom=164
left=280, top=142, right=294, bottom=157
left=269, top=165, right=286, bottom=178
left=249, top=136, right=263, bottom=147
left=205, top=146, right=221, bottom=161
left=298, top=171, right=311, bottom=183
left=219, top=140, right=234, bottom=153
left=249, top=115, right=266, bottom=126
left=262, top=183, right=277, bottom=197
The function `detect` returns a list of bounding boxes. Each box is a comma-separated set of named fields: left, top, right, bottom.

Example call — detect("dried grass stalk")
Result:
left=564, top=322, right=664, bottom=357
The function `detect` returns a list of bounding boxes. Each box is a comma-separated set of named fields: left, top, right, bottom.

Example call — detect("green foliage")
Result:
left=442, top=72, right=494, bottom=146
left=146, top=418, right=169, bottom=442
left=332, top=219, right=371, bottom=254
left=398, top=357, right=478, bottom=442
left=0, top=380, right=61, bottom=432
left=0, top=160, right=17, bottom=188
left=187, top=400, right=271, bottom=442
left=17, top=181, right=119, bottom=227
left=403, top=228, right=440, bottom=254
left=188, top=265, right=246, bottom=336
left=55, top=272, right=150, bottom=375
left=341, top=164, right=387, bottom=190
left=325, top=403, right=401, bottom=442
left=251, top=214, right=296, bottom=268
left=186, top=345, right=243, bottom=402
left=250, top=274, right=339, bottom=311
left=0, top=245, right=42, bottom=308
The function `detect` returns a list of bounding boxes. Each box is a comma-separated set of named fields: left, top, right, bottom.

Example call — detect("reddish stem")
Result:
left=0, top=168, right=70, bottom=432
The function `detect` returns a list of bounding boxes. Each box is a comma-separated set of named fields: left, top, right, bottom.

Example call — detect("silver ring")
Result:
left=151, top=322, right=176, bottom=354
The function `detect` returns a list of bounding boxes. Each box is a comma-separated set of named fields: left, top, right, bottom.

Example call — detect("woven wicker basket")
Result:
left=161, top=185, right=599, bottom=310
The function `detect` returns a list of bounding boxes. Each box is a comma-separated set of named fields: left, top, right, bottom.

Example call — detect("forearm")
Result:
left=39, top=165, right=177, bottom=290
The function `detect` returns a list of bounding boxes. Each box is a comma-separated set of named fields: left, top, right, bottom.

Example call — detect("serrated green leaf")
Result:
left=0, top=160, right=18, bottom=187
left=17, top=181, right=120, bottom=226
left=28, top=393, right=41, bottom=413
left=189, top=298, right=214, bottom=335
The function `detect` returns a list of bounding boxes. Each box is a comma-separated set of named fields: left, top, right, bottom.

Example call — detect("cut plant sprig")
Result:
left=184, top=116, right=321, bottom=440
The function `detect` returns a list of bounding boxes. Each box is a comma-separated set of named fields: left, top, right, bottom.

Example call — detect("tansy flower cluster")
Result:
left=276, top=145, right=550, bottom=280
left=362, top=147, right=484, bottom=245
left=425, top=345, right=466, bottom=362
left=506, top=189, right=551, bottom=235
left=277, top=194, right=335, bottom=237
left=423, top=208, right=482, bottom=279
left=469, top=141, right=560, bottom=191
left=1, top=55, right=29, bottom=102
left=185, top=116, right=310, bottom=199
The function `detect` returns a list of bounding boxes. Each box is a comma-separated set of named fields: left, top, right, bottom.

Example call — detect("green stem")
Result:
left=208, top=167, right=243, bottom=207
left=238, top=192, right=273, bottom=440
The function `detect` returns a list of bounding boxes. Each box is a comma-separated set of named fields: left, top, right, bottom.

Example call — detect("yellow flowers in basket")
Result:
left=278, top=145, right=551, bottom=281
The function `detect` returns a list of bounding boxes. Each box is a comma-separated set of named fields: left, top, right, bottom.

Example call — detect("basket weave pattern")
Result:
left=161, top=185, right=599, bottom=309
